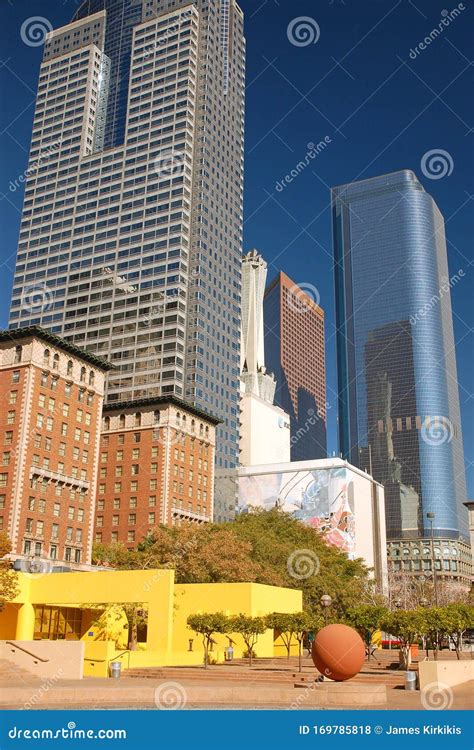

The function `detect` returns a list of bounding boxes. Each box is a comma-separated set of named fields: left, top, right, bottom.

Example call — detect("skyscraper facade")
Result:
left=332, top=170, right=468, bottom=544
left=8, top=0, right=245, bottom=478
left=263, top=272, right=327, bottom=461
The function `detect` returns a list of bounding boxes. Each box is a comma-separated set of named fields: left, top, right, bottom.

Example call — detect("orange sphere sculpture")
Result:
left=312, top=624, right=365, bottom=681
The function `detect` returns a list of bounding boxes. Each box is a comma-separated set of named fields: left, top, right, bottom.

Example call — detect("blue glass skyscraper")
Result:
left=332, top=170, right=468, bottom=543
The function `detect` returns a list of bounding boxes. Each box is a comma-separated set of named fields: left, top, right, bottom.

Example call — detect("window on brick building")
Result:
left=12, top=371, right=20, bottom=384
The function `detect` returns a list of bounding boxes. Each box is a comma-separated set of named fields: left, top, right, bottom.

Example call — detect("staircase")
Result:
left=0, top=658, right=41, bottom=684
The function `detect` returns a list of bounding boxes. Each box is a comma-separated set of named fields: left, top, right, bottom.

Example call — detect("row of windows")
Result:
left=23, top=539, right=81, bottom=563
left=96, top=496, right=156, bottom=511
left=25, top=518, right=83, bottom=542
left=12, top=346, right=96, bottom=386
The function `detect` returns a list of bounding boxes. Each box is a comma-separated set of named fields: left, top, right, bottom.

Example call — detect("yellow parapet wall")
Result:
left=0, top=569, right=303, bottom=676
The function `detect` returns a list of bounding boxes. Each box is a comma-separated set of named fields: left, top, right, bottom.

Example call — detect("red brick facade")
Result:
left=94, top=398, right=217, bottom=547
left=0, top=328, right=111, bottom=568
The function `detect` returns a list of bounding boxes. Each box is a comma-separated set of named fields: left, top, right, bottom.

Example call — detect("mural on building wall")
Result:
left=238, top=467, right=356, bottom=557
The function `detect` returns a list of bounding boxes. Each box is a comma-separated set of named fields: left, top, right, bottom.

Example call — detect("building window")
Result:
left=67, top=360, right=73, bottom=376
left=43, top=349, right=50, bottom=366
left=127, top=531, right=135, bottom=543
left=14, top=346, right=22, bottom=364
left=128, top=514, right=136, bottom=525
left=12, top=370, right=20, bottom=383
left=53, top=354, right=59, bottom=370
left=0, top=474, right=8, bottom=488
left=80, top=367, right=86, bottom=383
left=134, top=413, right=141, bottom=427
left=129, top=497, right=137, bottom=508
left=119, top=415, right=126, bottom=428
left=89, top=371, right=94, bottom=386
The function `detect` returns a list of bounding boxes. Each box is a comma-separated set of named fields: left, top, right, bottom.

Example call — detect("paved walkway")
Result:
left=0, top=653, right=472, bottom=710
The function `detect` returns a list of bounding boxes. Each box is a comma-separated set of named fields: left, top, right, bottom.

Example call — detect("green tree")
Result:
left=265, top=611, right=322, bottom=670
left=94, top=510, right=373, bottom=618
left=265, top=612, right=298, bottom=659
left=0, top=532, right=18, bottom=611
left=443, top=604, right=474, bottom=660
left=229, top=614, right=266, bottom=667
left=291, top=612, right=322, bottom=673
left=418, top=607, right=452, bottom=661
left=380, top=610, right=424, bottom=669
left=345, top=604, right=389, bottom=657
left=187, top=612, right=230, bottom=668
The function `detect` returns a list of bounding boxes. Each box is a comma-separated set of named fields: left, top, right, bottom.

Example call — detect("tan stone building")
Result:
left=0, top=326, right=113, bottom=570
left=95, top=397, right=218, bottom=547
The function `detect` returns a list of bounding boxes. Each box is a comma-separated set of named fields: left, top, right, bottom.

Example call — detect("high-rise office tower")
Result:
left=8, top=1, right=245, bottom=481
left=263, top=272, right=327, bottom=461
left=239, top=251, right=290, bottom=466
left=332, top=170, right=468, bottom=553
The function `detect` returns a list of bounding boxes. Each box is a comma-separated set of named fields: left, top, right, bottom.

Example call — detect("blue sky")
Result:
left=1, top=0, right=473, bottom=494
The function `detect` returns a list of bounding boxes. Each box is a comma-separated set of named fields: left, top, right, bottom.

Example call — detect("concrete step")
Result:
left=0, top=659, right=40, bottom=682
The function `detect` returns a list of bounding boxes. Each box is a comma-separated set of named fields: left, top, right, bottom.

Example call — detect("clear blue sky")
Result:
left=1, top=0, right=472, bottom=494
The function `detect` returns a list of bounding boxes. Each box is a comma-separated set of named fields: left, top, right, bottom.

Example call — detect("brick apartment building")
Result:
left=0, top=327, right=113, bottom=570
left=95, top=397, right=218, bottom=547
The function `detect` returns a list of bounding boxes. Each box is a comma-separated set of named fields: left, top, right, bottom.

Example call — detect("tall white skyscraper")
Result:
left=8, top=0, right=246, bottom=477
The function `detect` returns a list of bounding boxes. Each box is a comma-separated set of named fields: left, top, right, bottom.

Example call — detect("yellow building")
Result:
left=0, top=569, right=302, bottom=676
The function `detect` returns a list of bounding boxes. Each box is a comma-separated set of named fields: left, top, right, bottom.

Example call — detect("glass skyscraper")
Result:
left=8, top=1, right=245, bottom=485
left=332, top=170, right=468, bottom=544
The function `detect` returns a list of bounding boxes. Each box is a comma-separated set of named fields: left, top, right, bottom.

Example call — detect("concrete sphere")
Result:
left=312, top=624, right=365, bottom=681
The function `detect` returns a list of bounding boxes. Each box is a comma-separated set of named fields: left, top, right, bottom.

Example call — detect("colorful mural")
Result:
left=238, top=467, right=356, bottom=557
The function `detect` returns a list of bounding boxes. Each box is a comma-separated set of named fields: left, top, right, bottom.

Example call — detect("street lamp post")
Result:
left=427, top=512, right=439, bottom=606
left=420, top=598, right=429, bottom=658
left=320, top=594, right=332, bottom=626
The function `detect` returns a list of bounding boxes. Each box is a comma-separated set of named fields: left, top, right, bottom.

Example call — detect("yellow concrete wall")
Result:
left=5, top=569, right=175, bottom=654
left=1, top=570, right=303, bottom=671
left=173, top=582, right=302, bottom=663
